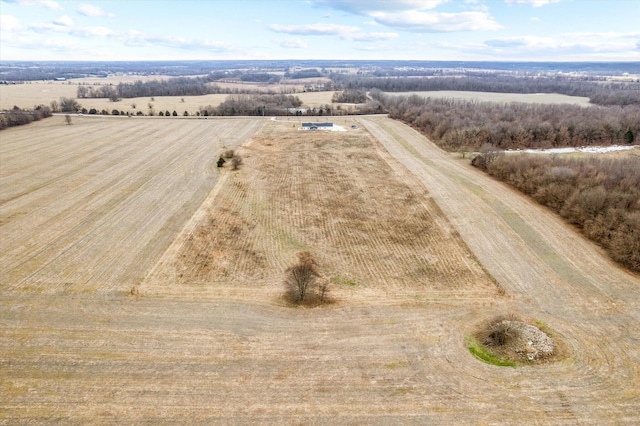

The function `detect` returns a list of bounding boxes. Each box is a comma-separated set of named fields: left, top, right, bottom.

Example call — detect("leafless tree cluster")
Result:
left=482, top=314, right=522, bottom=348
left=0, top=105, right=52, bottom=130
left=199, top=94, right=303, bottom=116
left=339, top=75, right=640, bottom=106
left=371, top=93, right=639, bottom=151
left=475, top=154, right=640, bottom=272
left=77, top=74, right=299, bottom=100
left=51, top=97, right=82, bottom=113
left=284, top=252, right=330, bottom=305
left=332, top=89, right=367, bottom=104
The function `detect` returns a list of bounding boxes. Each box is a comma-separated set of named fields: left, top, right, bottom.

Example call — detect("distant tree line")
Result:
left=371, top=91, right=639, bottom=151
left=332, top=89, right=368, bottom=103
left=473, top=154, right=640, bottom=272
left=76, top=74, right=299, bottom=100
left=284, top=69, right=324, bottom=79
left=199, top=94, right=303, bottom=116
left=336, top=75, right=640, bottom=106
left=0, top=105, right=52, bottom=130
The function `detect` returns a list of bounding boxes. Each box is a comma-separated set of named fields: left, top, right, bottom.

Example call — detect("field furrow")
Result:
left=1, top=116, right=263, bottom=293
left=144, top=118, right=500, bottom=304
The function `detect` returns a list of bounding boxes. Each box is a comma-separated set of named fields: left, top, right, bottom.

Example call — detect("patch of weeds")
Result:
left=467, top=337, right=517, bottom=367
left=331, top=276, right=358, bottom=286
left=384, top=360, right=410, bottom=369
left=127, top=285, right=140, bottom=299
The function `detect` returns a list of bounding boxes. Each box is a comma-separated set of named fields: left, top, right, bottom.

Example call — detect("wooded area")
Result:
left=338, top=75, right=640, bottom=106
left=473, top=154, right=640, bottom=272
left=372, top=91, right=639, bottom=151
left=0, top=105, right=52, bottom=130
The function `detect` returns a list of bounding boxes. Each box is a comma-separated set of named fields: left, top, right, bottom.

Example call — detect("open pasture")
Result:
left=0, top=78, right=338, bottom=114
left=2, top=116, right=639, bottom=423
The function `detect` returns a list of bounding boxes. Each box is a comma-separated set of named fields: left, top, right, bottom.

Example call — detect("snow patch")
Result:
left=507, top=145, right=637, bottom=155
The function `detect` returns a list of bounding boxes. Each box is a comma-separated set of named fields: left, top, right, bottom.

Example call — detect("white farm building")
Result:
left=301, top=122, right=333, bottom=131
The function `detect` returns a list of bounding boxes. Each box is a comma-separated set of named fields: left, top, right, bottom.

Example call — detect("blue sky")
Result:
left=1, top=0, right=638, bottom=61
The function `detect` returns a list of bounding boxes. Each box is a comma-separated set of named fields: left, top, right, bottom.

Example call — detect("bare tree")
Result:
left=231, top=155, right=243, bottom=170
left=59, top=97, right=81, bottom=113
left=285, top=252, right=320, bottom=303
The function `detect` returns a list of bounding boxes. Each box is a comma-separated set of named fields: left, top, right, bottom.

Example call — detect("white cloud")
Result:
left=30, top=21, right=114, bottom=37
left=269, top=22, right=399, bottom=45
left=564, top=31, right=640, bottom=39
left=77, top=4, right=114, bottom=17
left=269, top=23, right=359, bottom=36
left=369, top=10, right=501, bottom=32
left=53, top=15, right=73, bottom=26
left=505, top=0, right=562, bottom=7
left=342, top=32, right=399, bottom=42
left=314, top=0, right=445, bottom=13
left=122, top=30, right=235, bottom=52
left=277, top=38, right=308, bottom=49
left=481, top=34, right=639, bottom=57
left=2, top=0, right=61, bottom=9
left=313, top=0, right=500, bottom=32
left=0, top=14, right=24, bottom=32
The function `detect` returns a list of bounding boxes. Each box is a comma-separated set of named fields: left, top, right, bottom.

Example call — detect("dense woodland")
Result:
left=372, top=91, right=639, bottom=151
left=473, top=154, right=640, bottom=272
left=337, top=75, right=640, bottom=106
left=78, top=77, right=225, bottom=99
left=0, top=105, right=52, bottom=130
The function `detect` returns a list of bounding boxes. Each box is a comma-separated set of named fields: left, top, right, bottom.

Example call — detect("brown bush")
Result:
left=231, top=155, right=243, bottom=170
left=284, top=252, right=330, bottom=305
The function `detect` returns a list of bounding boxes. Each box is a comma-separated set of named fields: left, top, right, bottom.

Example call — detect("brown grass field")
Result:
left=0, top=78, right=337, bottom=115
left=1, top=115, right=639, bottom=423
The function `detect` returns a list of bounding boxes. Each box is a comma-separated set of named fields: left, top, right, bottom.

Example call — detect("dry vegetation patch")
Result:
left=145, top=118, right=499, bottom=303
left=470, top=314, right=566, bottom=366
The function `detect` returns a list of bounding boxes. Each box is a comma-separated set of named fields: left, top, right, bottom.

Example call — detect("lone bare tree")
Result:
left=285, top=252, right=320, bottom=303
left=231, top=155, right=243, bottom=170
left=59, top=97, right=81, bottom=113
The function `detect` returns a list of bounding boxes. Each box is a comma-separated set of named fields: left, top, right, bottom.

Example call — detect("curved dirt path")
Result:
left=360, top=116, right=640, bottom=422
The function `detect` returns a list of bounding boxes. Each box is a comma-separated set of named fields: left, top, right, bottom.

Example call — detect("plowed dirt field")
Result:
left=2, top=116, right=639, bottom=424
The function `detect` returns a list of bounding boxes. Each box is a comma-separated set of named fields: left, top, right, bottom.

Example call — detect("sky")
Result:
left=1, top=0, right=639, bottom=62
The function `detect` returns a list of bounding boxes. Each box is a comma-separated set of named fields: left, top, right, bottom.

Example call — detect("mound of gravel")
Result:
left=499, top=320, right=555, bottom=361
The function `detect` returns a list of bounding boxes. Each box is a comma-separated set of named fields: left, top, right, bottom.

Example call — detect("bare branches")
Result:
left=284, top=252, right=331, bottom=305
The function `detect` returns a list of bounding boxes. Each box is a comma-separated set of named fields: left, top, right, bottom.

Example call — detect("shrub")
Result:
left=231, top=155, right=243, bottom=170
left=284, top=252, right=330, bottom=305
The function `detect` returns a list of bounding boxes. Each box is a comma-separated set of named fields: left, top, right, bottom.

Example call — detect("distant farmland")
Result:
left=0, top=78, right=337, bottom=114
